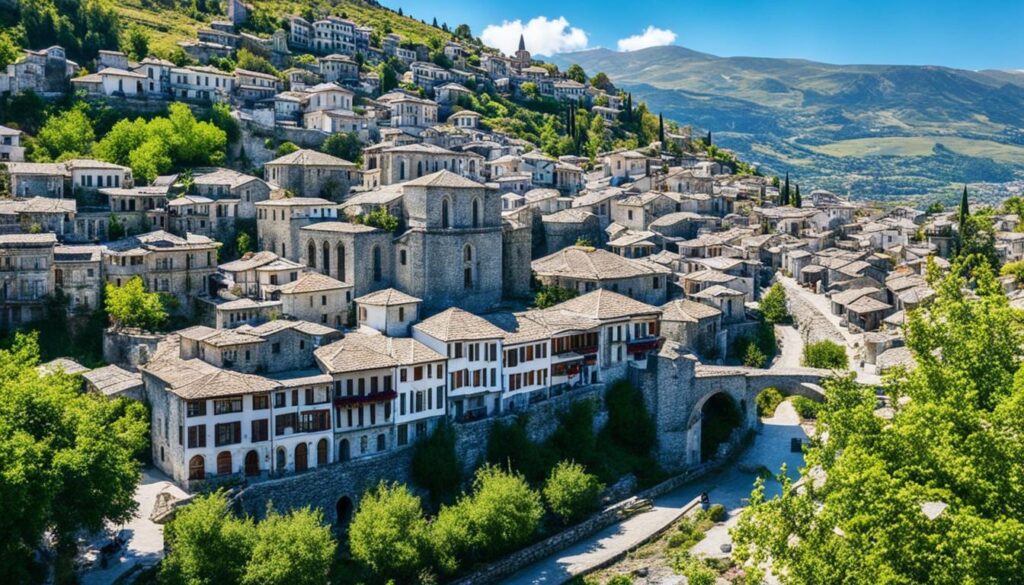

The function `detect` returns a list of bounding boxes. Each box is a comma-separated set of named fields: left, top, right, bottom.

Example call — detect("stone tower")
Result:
left=513, top=34, right=532, bottom=70
left=394, top=170, right=503, bottom=315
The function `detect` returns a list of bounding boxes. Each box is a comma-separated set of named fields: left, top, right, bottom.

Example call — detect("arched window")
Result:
left=337, top=244, right=346, bottom=282
left=441, top=198, right=450, bottom=229
left=295, top=443, right=308, bottom=472
left=317, top=438, right=328, bottom=466
left=244, top=450, right=259, bottom=476
left=372, top=246, right=382, bottom=282
left=275, top=447, right=286, bottom=471
left=416, top=160, right=423, bottom=178
left=322, top=242, right=330, bottom=275
left=307, top=241, right=316, bottom=268
left=216, top=451, right=232, bottom=475
left=472, top=198, right=480, bottom=228
left=463, top=244, right=474, bottom=290
left=188, top=455, right=205, bottom=480
left=338, top=439, right=350, bottom=462
left=398, top=159, right=405, bottom=180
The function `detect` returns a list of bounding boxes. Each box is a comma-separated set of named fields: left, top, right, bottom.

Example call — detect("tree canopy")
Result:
left=0, top=332, right=148, bottom=583
left=105, top=276, right=168, bottom=331
left=732, top=256, right=1024, bottom=584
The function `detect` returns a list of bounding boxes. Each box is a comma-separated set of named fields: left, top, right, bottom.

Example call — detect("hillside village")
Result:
left=1, top=1, right=1022, bottom=584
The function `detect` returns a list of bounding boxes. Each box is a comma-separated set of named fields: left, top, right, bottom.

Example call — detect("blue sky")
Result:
left=383, top=0, right=1024, bottom=70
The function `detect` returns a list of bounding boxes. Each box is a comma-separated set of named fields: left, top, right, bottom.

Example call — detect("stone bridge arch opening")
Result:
left=335, top=495, right=354, bottom=534
left=697, top=391, right=744, bottom=463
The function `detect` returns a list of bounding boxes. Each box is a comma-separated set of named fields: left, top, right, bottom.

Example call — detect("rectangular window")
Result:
left=436, top=386, right=443, bottom=409
left=400, top=393, right=406, bottom=415
left=251, top=419, right=268, bottom=442
left=274, top=392, right=286, bottom=408
left=186, top=400, right=206, bottom=417
left=187, top=424, right=206, bottom=448
left=400, top=368, right=408, bottom=382
left=414, top=366, right=423, bottom=381
left=214, top=422, right=241, bottom=446
left=397, top=424, right=409, bottom=446
left=213, top=397, right=243, bottom=415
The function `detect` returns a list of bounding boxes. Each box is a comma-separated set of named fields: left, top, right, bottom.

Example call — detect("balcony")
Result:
left=626, top=336, right=664, bottom=353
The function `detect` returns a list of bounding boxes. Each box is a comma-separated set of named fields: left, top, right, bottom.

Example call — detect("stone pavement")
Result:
left=501, top=402, right=809, bottom=585
left=78, top=467, right=188, bottom=585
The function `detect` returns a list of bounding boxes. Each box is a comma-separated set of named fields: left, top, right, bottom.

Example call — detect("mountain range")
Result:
left=550, top=46, right=1024, bottom=201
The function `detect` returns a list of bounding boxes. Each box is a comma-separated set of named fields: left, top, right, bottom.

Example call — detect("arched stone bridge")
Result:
left=636, top=342, right=830, bottom=470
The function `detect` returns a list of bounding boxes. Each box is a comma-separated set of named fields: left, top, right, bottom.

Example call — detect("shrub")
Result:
left=603, top=380, right=656, bottom=458
left=607, top=576, right=633, bottom=585
left=756, top=388, right=784, bottom=416
left=743, top=343, right=767, bottom=368
left=533, top=284, right=578, bottom=309
left=792, top=396, right=821, bottom=420
left=706, top=504, right=727, bottom=523
left=673, top=555, right=717, bottom=585
left=428, top=498, right=474, bottom=574
left=411, top=423, right=461, bottom=506
left=760, top=282, right=789, bottom=324
left=486, top=415, right=552, bottom=484
left=543, top=461, right=605, bottom=524
left=802, top=340, right=848, bottom=369
left=348, top=482, right=429, bottom=581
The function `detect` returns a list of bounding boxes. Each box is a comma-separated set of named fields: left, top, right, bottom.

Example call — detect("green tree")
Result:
left=242, top=508, right=335, bottom=585
left=0, top=32, right=20, bottom=70
left=802, top=339, right=848, bottom=369
left=107, top=213, right=125, bottom=240
left=379, top=59, right=399, bottom=93
left=734, top=256, right=1024, bottom=585
left=0, top=332, right=148, bottom=582
left=958, top=184, right=969, bottom=251
left=454, top=24, right=472, bottom=39
left=543, top=461, right=605, bottom=524
left=275, top=141, right=299, bottom=157
left=760, top=282, right=789, bottom=324
left=520, top=81, right=539, bottom=99
left=533, top=284, right=578, bottom=309
left=129, top=138, right=172, bottom=184
left=590, top=72, right=614, bottom=91
left=209, top=103, right=241, bottom=143
left=236, top=232, right=252, bottom=256
left=236, top=48, right=279, bottom=77
left=35, top=105, right=94, bottom=160
left=320, top=131, right=363, bottom=164
left=349, top=482, right=429, bottom=581
left=926, top=201, right=946, bottom=215
left=566, top=63, right=587, bottom=84
left=743, top=343, right=767, bottom=368
left=162, top=492, right=255, bottom=585
left=122, top=25, right=149, bottom=61
left=412, top=423, right=461, bottom=506
left=104, top=276, right=168, bottom=331
left=463, top=465, right=543, bottom=557
left=957, top=211, right=999, bottom=270
left=794, top=183, right=802, bottom=208
left=357, top=207, right=399, bottom=231
left=1000, top=259, right=1024, bottom=283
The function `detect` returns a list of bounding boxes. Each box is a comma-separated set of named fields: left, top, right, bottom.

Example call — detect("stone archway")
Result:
left=699, top=393, right=742, bottom=463
left=335, top=496, right=354, bottom=533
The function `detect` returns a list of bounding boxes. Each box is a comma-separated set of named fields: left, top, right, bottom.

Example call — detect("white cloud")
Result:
left=481, top=16, right=589, bottom=57
left=617, top=26, right=677, bottom=52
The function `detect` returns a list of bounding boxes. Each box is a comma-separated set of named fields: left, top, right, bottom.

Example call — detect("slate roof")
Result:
left=414, top=307, right=506, bottom=341
left=532, top=246, right=671, bottom=280
left=355, top=288, right=422, bottom=306
left=660, top=299, right=722, bottom=322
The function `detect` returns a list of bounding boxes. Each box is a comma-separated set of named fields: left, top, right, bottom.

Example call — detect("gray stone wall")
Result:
left=502, top=223, right=533, bottom=300
left=102, top=328, right=164, bottom=370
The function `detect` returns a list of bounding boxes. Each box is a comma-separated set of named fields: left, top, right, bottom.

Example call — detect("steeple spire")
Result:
left=518, top=34, right=526, bottom=52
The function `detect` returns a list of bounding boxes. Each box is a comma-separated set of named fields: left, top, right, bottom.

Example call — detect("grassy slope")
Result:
left=115, top=0, right=457, bottom=57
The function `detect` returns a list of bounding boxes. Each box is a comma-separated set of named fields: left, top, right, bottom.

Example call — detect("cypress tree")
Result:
left=706, top=130, right=712, bottom=146
left=781, top=172, right=790, bottom=206
left=794, top=184, right=801, bottom=208
left=958, top=184, right=969, bottom=252
left=658, top=113, right=665, bottom=146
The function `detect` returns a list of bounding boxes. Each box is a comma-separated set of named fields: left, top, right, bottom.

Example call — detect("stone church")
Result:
left=268, top=170, right=531, bottom=316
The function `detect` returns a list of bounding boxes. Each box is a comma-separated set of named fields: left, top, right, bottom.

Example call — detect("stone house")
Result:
left=603, top=150, right=651, bottom=179
left=217, top=250, right=282, bottom=297
left=267, top=271, right=352, bottom=328
left=0, top=125, right=25, bottom=162
left=103, top=230, right=221, bottom=310
left=255, top=197, right=338, bottom=260
left=611, top=192, right=679, bottom=231
left=355, top=288, right=422, bottom=337
left=170, top=65, right=234, bottom=102
left=660, top=298, right=723, bottom=356
left=319, top=54, right=359, bottom=84
left=235, top=68, right=280, bottom=106
left=532, top=245, right=670, bottom=305
left=265, top=149, right=358, bottom=200
left=0, top=233, right=57, bottom=327
left=191, top=168, right=271, bottom=219
left=167, top=196, right=238, bottom=239
left=5, top=162, right=68, bottom=198
left=691, top=285, right=745, bottom=324
left=53, top=244, right=104, bottom=313
left=71, top=68, right=146, bottom=97
left=297, top=221, right=391, bottom=299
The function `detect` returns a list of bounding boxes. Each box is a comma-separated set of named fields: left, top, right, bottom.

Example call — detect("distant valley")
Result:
left=550, top=46, right=1024, bottom=202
